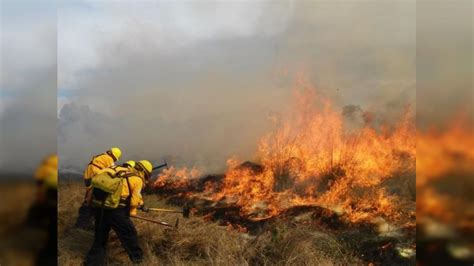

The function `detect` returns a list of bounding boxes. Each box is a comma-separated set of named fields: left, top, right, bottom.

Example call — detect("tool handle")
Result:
left=152, top=162, right=168, bottom=171
left=148, top=208, right=183, bottom=213
left=131, top=215, right=174, bottom=227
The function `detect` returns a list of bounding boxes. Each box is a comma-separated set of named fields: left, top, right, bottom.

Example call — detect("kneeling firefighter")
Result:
left=85, top=160, right=153, bottom=265
left=75, top=147, right=122, bottom=229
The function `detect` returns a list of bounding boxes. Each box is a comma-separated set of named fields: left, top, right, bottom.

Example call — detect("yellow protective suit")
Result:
left=83, top=153, right=116, bottom=205
left=35, top=154, right=58, bottom=181
left=95, top=165, right=144, bottom=215
left=120, top=171, right=146, bottom=216
left=84, top=153, right=116, bottom=181
left=34, top=154, right=58, bottom=202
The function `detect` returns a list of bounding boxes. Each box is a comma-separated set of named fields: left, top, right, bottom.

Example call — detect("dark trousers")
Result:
left=36, top=203, right=58, bottom=266
left=33, top=188, right=58, bottom=266
left=85, top=207, right=143, bottom=265
left=75, top=203, right=95, bottom=229
left=26, top=203, right=49, bottom=228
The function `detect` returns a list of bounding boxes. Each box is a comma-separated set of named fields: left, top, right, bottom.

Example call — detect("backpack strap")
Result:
left=89, top=153, right=114, bottom=170
left=106, top=150, right=118, bottom=161
left=122, top=172, right=135, bottom=207
left=89, top=154, right=103, bottom=170
left=114, top=168, right=128, bottom=178
left=125, top=177, right=132, bottom=205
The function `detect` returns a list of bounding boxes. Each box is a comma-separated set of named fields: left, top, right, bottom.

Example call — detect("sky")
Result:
left=57, top=0, right=418, bottom=173
left=0, top=0, right=57, bottom=175
left=0, top=0, right=471, bottom=175
left=416, top=0, right=473, bottom=127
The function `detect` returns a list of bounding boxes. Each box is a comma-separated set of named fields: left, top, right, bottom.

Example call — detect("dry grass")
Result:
left=59, top=182, right=388, bottom=265
left=0, top=181, right=47, bottom=266
left=0, top=181, right=35, bottom=235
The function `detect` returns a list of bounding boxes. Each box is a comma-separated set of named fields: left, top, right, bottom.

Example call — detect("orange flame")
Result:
left=154, top=166, right=201, bottom=191
left=154, top=81, right=416, bottom=224
left=417, top=117, right=474, bottom=229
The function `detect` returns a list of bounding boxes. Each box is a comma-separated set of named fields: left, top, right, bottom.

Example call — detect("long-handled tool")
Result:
left=139, top=207, right=190, bottom=218
left=152, top=160, right=168, bottom=171
left=143, top=206, right=190, bottom=218
left=149, top=208, right=183, bottom=214
left=138, top=204, right=191, bottom=218
left=131, top=215, right=179, bottom=228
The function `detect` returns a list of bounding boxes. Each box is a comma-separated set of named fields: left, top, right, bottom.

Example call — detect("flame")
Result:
left=154, top=81, right=416, bottom=224
left=154, top=166, right=201, bottom=191
left=417, top=117, right=474, bottom=228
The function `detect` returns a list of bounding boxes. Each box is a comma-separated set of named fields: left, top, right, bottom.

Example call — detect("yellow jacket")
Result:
left=34, top=154, right=58, bottom=203
left=84, top=153, right=115, bottom=181
left=35, top=154, right=58, bottom=183
left=97, top=165, right=132, bottom=176
left=43, top=170, right=58, bottom=190
left=97, top=166, right=144, bottom=215
left=121, top=172, right=145, bottom=216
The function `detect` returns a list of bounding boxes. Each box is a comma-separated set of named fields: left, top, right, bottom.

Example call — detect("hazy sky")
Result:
left=0, top=0, right=56, bottom=175
left=1, top=1, right=470, bottom=175
left=57, top=0, right=417, bottom=173
left=416, top=0, right=473, bottom=127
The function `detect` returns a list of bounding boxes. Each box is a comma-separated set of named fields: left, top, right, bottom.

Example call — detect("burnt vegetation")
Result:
left=60, top=180, right=415, bottom=266
left=147, top=161, right=416, bottom=265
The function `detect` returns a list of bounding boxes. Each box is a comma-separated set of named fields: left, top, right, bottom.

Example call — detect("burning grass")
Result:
left=154, top=87, right=416, bottom=227
left=147, top=87, right=417, bottom=264
left=60, top=86, right=417, bottom=265
left=416, top=118, right=474, bottom=228
left=416, top=117, right=474, bottom=264
left=59, top=182, right=416, bottom=265
left=58, top=183, right=361, bottom=265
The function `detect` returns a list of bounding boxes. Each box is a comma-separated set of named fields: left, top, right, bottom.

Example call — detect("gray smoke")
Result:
left=0, top=1, right=57, bottom=175
left=58, top=1, right=416, bottom=173
left=416, top=1, right=473, bottom=128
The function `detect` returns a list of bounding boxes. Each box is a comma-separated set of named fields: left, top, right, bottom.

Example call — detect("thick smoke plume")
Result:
left=58, top=2, right=416, bottom=173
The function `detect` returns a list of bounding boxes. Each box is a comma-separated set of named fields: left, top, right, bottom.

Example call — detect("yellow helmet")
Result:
left=45, top=154, right=58, bottom=168
left=124, top=160, right=136, bottom=168
left=137, top=160, right=153, bottom=175
left=35, top=154, right=58, bottom=181
left=109, top=147, right=122, bottom=161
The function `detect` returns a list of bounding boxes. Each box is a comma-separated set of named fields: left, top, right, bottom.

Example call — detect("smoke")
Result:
left=342, top=105, right=362, bottom=120
left=58, top=1, right=416, bottom=173
left=0, top=1, right=57, bottom=175
left=416, top=0, right=473, bottom=127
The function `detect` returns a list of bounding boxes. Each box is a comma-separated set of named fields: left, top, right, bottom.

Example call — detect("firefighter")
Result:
left=103, top=160, right=136, bottom=175
left=35, top=154, right=58, bottom=202
left=85, top=160, right=153, bottom=265
left=29, top=154, right=58, bottom=265
left=123, top=160, right=136, bottom=169
left=75, top=147, right=122, bottom=229
left=26, top=154, right=58, bottom=228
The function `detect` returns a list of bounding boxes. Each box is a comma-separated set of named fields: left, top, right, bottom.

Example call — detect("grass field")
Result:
left=58, top=181, right=416, bottom=265
left=0, top=181, right=47, bottom=266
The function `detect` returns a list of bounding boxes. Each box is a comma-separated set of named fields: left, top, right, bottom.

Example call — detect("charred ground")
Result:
left=59, top=173, right=415, bottom=266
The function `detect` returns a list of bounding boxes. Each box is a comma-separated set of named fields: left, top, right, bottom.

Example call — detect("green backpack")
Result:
left=91, top=168, right=133, bottom=209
